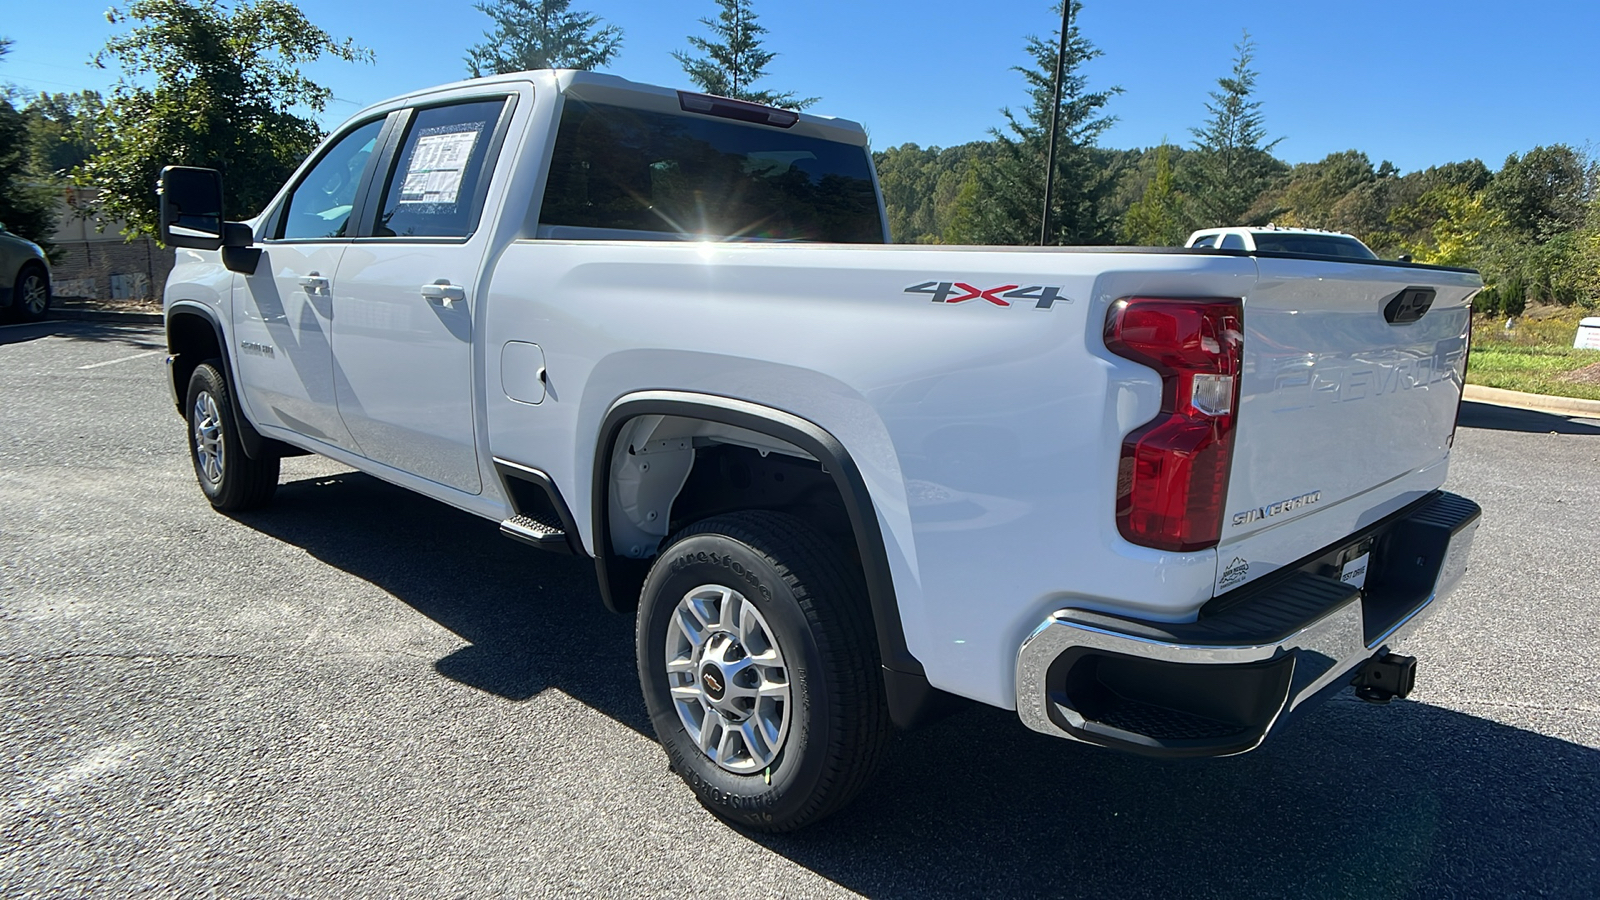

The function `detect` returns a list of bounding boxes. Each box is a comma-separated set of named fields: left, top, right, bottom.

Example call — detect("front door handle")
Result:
left=297, top=273, right=330, bottom=294
left=421, top=281, right=466, bottom=307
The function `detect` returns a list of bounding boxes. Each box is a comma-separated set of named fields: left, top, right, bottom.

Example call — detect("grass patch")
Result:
left=1466, top=305, right=1600, bottom=400
left=1467, top=343, right=1600, bottom=400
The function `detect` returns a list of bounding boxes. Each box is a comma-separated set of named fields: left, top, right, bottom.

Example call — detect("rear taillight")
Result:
left=1105, top=297, right=1244, bottom=552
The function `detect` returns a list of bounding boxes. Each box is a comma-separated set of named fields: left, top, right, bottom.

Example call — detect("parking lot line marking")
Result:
left=77, top=350, right=164, bottom=370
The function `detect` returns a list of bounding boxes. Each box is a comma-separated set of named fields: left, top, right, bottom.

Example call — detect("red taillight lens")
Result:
left=1105, top=297, right=1244, bottom=552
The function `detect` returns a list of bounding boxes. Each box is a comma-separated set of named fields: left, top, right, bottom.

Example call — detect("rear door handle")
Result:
left=297, top=273, right=330, bottom=293
left=421, top=281, right=466, bottom=307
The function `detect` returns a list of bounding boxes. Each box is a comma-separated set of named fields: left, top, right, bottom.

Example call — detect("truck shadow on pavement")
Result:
left=234, top=469, right=651, bottom=732
left=1458, top=400, right=1600, bottom=434
left=770, top=700, right=1600, bottom=898
left=0, top=319, right=164, bottom=350
left=240, top=470, right=1599, bottom=899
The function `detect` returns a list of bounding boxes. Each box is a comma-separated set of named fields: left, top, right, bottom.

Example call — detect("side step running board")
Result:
left=493, top=458, right=582, bottom=556
left=501, top=513, right=568, bottom=547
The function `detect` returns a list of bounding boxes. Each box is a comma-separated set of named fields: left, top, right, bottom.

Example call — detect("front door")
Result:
left=233, top=116, right=387, bottom=452
left=330, top=97, right=512, bottom=494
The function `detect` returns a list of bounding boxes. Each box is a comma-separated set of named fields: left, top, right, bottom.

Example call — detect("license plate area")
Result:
left=1315, top=537, right=1376, bottom=592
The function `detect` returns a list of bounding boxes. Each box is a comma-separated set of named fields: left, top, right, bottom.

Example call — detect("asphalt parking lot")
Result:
left=2, top=319, right=1598, bottom=898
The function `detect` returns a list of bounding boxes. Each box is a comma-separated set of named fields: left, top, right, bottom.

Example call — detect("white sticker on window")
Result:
left=1340, top=552, right=1370, bottom=591
left=398, top=125, right=484, bottom=206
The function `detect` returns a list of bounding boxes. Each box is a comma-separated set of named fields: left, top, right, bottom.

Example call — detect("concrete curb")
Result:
left=1464, top=384, right=1600, bottom=418
left=50, top=308, right=164, bottom=325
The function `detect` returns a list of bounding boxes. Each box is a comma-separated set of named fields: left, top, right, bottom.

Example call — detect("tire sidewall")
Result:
left=638, top=531, right=835, bottom=830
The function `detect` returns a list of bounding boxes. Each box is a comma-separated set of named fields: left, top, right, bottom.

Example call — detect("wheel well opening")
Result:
left=166, top=312, right=221, bottom=410
left=599, top=407, right=956, bottom=730
left=606, top=415, right=855, bottom=569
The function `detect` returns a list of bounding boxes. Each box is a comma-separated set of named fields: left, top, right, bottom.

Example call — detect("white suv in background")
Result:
left=1187, top=226, right=1379, bottom=260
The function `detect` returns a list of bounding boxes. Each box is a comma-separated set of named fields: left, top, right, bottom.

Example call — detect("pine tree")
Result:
left=466, top=0, right=622, bottom=77
left=1121, top=143, right=1188, bottom=246
left=673, top=0, right=816, bottom=110
left=1188, top=31, right=1283, bottom=227
left=959, top=1, right=1121, bottom=246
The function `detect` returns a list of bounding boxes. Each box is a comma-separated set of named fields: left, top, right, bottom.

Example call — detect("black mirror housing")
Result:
left=158, top=166, right=226, bottom=250
left=223, top=221, right=254, bottom=248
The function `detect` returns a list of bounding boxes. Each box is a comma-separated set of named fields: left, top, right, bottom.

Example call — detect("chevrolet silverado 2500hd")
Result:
left=157, top=70, right=1482, bottom=832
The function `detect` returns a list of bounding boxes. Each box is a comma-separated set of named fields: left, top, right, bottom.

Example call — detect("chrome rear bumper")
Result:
left=1015, top=492, right=1481, bottom=757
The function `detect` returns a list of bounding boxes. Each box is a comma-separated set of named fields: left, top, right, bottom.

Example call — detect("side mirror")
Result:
left=1397, top=254, right=1414, bottom=263
left=159, top=166, right=226, bottom=250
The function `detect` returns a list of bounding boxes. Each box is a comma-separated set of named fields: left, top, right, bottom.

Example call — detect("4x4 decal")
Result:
left=904, top=281, right=1070, bottom=309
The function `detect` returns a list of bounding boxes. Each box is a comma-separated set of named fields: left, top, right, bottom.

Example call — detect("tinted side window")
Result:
left=1191, top=235, right=1217, bottom=248
left=1220, top=233, right=1246, bottom=250
left=541, top=100, right=884, bottom=243
left=373, top=99, right=506, bottom=239
left=278, top=119, right=385, bottom=240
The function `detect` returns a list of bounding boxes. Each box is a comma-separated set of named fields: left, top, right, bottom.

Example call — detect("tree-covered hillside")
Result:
left=874, top=26, right=1600, bottom=314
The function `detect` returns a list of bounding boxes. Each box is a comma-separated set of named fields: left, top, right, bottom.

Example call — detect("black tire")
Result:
left=10, top=263, right=50, bottom=323
left=637, top=510, right=891, bottom=832
left=184, top=361, right=278, bottom=511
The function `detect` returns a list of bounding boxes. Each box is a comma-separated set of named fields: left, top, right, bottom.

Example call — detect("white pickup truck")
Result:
left=158, top=70, right=1483, bottom=832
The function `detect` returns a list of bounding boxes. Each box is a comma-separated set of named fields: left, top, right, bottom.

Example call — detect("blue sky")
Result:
left=3, top=0, right=1596, bottom=173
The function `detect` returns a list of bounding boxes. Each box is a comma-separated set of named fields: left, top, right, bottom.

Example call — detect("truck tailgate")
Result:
left=1215, top=258, right=1478, bottom=594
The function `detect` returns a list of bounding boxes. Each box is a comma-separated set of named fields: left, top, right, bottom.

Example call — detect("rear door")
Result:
left=1216, top=258, right=1479, bottom=592
left=329, top=94, right=515, bottom=494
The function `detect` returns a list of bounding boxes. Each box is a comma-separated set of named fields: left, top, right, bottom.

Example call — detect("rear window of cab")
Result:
left=539, top=99, right=884, bottom=243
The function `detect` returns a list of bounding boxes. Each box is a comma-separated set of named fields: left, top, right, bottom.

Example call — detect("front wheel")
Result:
left=637, top=511, right=891, bottom=832
left=185, top=361, right=278, bottom=511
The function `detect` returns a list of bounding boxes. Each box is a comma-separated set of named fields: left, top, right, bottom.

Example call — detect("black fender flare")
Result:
left=593, top=391, right=961, bottom=729
left=166, top=303, right=272, bottom=461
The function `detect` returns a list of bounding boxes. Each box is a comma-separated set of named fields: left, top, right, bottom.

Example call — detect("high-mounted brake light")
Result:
left=677, top=91, right=800, bottom=129
left=1105, top=297, right=1244, bottom=552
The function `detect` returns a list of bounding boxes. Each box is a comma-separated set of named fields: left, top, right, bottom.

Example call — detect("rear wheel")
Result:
left=184, top=361, right=278, bottom=511
left=10, top=264, right=49, bottom=323
left=637, top=511, right=890, bottom=832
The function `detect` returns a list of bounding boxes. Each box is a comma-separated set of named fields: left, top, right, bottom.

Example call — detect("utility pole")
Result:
left=1039, top=1, right=1073, bottom=246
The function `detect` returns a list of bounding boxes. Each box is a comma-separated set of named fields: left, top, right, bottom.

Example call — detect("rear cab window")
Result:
left=539, top=100, right=884, bottom=243
left=1251, top=233, right=1376, bottom=259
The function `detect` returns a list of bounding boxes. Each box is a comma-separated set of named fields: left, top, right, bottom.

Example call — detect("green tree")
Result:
left=958, top=1, right=1122, bottom=246
left=1575, top=196, right=1600, bottom=307
left=80, top=0, right=371, bottom=239
left=0, top=38, right=60, bottom=246
left=1188, top=31, right=1284, bottom=227
left=873, top=141, right=994, bottom=243
left=674, top=0, right=816, bottom=110
left=1120, top=142, right=1188, bottom=246
left=465, top=0, right=622, bottom=77
left=23, top=90, right=104, bottom=177
left=1484, top=145, right=1590, bottom=241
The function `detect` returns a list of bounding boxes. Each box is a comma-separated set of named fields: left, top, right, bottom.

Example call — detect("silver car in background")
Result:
left=0, top=222, right=51, bottom=322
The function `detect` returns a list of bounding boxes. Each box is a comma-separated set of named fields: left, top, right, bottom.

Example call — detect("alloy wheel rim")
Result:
left=21, top=275, right=46, bottom=315
left=192, top=391, right=224, bottom=485
left=665, top=584, right=792, bottom=775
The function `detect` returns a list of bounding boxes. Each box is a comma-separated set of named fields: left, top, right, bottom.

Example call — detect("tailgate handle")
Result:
left=1384, top=287, right=1435, bottom=325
